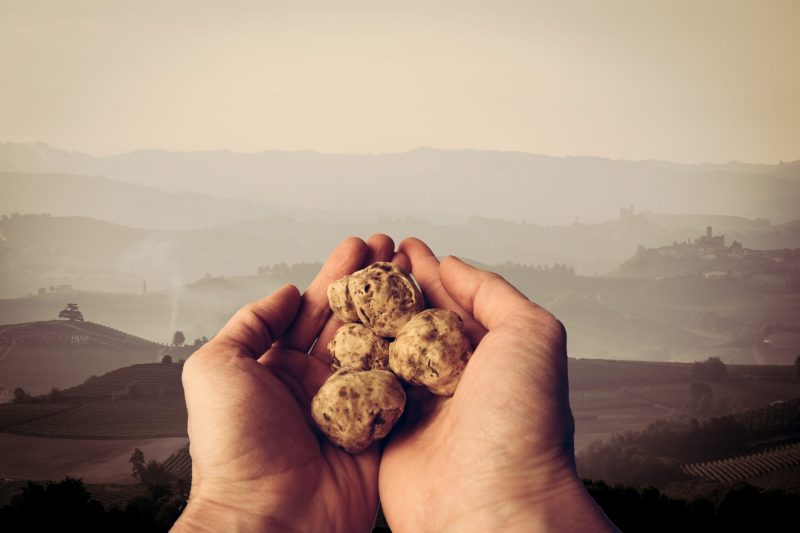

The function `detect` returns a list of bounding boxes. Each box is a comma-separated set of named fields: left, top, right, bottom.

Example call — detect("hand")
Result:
left=378, top=238, right=617, bottom=532
left=172, top=234, right=403, bottom=532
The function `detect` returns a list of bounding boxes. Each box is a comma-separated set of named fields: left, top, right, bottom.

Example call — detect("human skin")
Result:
left=378, top=238, right=618, bottom=532
left=172, top=235, right=402, bottom=532
left=171, top=234, right=618, bottom=532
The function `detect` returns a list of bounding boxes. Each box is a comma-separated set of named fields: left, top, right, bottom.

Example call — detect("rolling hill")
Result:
left=0, top=320, right=180, bottom=396
left=3, top=211, right=800, bottom=299
left=3, top=142, right=800, bottom=226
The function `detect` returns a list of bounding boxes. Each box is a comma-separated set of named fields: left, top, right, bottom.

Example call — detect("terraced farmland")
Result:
left=0, top=403, right=78, bottom=429
left=0, top=321, right=171, bottom=395
left=568, top=358, right=690, bottom=390
left=161, top=444, right=191, bottom=481
left=5, top=399, right=187, bottom=438
left=736, top=398, right=800, bottom=433
left=60, top=362, right=184, bottom=401
left=682, top=442, right=800, bottom=483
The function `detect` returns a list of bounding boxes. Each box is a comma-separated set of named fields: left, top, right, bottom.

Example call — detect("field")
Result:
left=0, top=321, right=178, bottom=395
left=4, top=399, right=187, bottom=438
left=682, top=442, right=800, bottom=483
left=0, top=433, right=187, bottom=483
left=569, top=362, right=799, bottom=452
left=59, top=362, right=185, bottom=401
left=0, top=403, right=78, bottom=429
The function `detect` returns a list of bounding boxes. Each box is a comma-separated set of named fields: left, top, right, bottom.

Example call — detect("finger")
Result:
left=310, top=233, right=396, bottom=361
left=210, top=284, right=302, bottom=358
left=397, top=237, right=487, bottom=345
left=439, top=255, right=560, bottom=336
left=275, top=237, right=369, bottom=353
left=392, top=251, right=411, bottom=274
left=365, top=233, right=396, bottom=265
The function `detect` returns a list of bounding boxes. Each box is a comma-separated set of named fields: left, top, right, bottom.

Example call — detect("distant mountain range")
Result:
left=2, top=212, right=799, bottom=298
left=2, top=142, right=800, bottom=227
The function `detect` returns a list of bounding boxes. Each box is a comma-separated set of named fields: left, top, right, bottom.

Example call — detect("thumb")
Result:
left=212, top=283, right=302, bottom=358
left=439, top=256, right=558, bottom=334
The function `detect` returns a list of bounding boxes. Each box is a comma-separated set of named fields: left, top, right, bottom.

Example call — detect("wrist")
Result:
left=171, top=483, right=312, bottom=533
left=171, top=493, right=298, bottom=533
left=444, top=465, right=618, bottom=533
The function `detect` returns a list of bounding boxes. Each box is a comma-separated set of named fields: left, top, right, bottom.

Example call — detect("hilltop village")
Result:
left=619, top=222, right=800, bottom=285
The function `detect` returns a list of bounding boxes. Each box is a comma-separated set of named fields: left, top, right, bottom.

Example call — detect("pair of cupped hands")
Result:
left=172, top=235, right=616, bottom=532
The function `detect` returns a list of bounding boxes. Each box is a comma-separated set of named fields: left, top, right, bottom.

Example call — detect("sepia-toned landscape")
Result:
left=2, top=1, right=799, bottom=530
left=1, top=143, right=799, bottom=530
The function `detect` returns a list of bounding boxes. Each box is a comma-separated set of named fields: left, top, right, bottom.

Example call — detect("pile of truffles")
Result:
left=311, top=261, right=473, bottom=453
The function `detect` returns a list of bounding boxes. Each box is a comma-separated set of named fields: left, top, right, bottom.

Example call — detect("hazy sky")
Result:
left=1, top=0, right=798, bottom=163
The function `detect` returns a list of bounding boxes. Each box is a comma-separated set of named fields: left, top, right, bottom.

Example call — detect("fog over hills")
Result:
left=2, top=213, right=800, bottom=298
left=1, top=142, right=799, bottom=366
left=2, top=142, right=800, bottom=226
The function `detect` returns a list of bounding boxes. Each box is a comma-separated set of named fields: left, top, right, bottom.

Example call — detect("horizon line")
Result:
left=2, top=140, right=798, bottom=168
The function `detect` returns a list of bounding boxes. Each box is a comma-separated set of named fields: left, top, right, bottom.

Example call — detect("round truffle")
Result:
left=347, top=262, right=425, bottom=337
left=389, top=309, right=473, bottom=396
left=327, top=323, right=390, bottom=371
left=311, top=368, right=406, bottom=454
left=327, top=274, right=360, bottom=323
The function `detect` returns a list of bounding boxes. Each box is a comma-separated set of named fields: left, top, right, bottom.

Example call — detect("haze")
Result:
left=1, top=0, right=799, bottom=163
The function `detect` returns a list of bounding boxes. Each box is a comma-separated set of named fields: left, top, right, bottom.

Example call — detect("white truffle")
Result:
left=311, top=368, right=406, bottom=454
left=327, top=323, right=390, bottom=371
left=327, top=275, right=360, bottom=323
left=389, top=309, right=473, bottom=396
left=347, top=262, right=425, bottom=337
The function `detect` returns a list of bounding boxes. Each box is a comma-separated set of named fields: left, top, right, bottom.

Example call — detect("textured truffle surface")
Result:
left=327, top=323, right=390, bottom=371
left=327, top=275, right=360, bottom=323
left=311, top=368, right=406, bottom=454
left=347, top=262, right=424, bottom=337
left=389, top=308, right=473, bottom=396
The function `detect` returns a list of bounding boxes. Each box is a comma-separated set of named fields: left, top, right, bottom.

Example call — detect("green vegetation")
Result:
left=690, top=356, right=728, bottom=382
left=0, top=476, right=186, bottom=532
left=171, top=331, right=184, bottom=347
left=577, top=398, right=800, bottom=488
left=584, top=480, right=800, bottom=533
left=57, top=303, right=84, bottom=322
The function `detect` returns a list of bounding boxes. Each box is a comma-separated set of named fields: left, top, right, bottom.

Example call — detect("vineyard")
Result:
left=0, top=403, right=78, bottom=430
left=161, top=444, right=191, bottom=481
left=4, top=399, right=187, bottom=438
left=568, top=358, right=690, bottom=390
left=682, top=442, right=800, bottom=483
left=59, top=362, right=184, bottom=401
left=735, top=397, right=800, bottom=433
left=0, top=320, right=159, bottom=347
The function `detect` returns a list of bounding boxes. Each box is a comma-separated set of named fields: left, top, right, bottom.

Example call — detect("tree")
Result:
left=172, top=331, right=185, bottom=347
left=13, top=387, right=32, bottom=403
left=690, top=356, right=728, bottom=382
left=161, top=355, right=173, bottom=364
left=58, top=303, right=84, bottom=322
left=129, top=447, right=175, bottom=497
left=687, top=382, right=714, bottom=415
left=47, top=387, right=62, bottom=403
left=794, top=355, right=800, bottom=383
left=130, top=448, right=145, bottom=482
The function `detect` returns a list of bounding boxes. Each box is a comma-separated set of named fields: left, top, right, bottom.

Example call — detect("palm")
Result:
left=185, top=344, right=379, bottom=531
left=179, top=235, right=401, bottom=532
left=379, top=239, right=575, bottom=531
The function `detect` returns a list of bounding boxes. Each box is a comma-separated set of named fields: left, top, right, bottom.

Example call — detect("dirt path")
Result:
left=0, top=432, right=188, bottom=483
